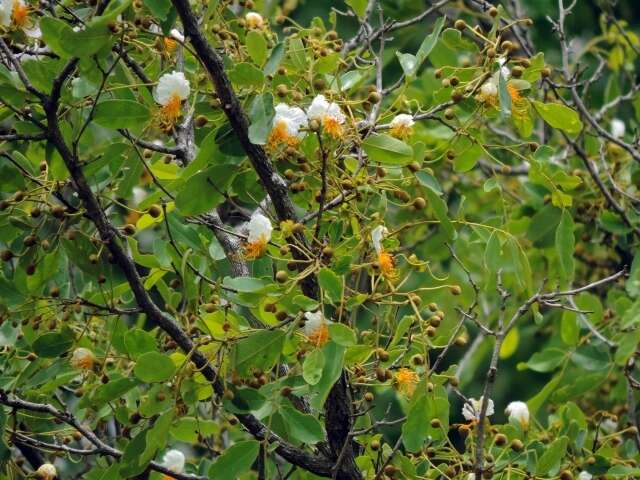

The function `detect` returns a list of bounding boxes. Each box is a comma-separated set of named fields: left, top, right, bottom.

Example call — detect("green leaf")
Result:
left=234, top=330, right=284, bottom=376
left=119, top=427, right=155, bottom=477
left=223, top=276, right=269, bottom=292
left=143, top=0, right=171, bottom=20
left=310, top=342, right=345, bottom=411
left=424, top=187, right=456, bottom=240
left=246, top=30, right=268, bottom=65
left=134, top=351, right=176, bottom=383
left=498, top=71, right=511, bottom=117
left=345, top=0, right=367, bottom=17
left=303, top=348, right=325, bottom=385
left=85, top=377, right=138, bottom=407
left=555, top=210, right=575, bottom=284
left=560, top=311, right=579, bottom=346
left=280, top=405, right=324, bottom=443
left=288, top=37, right=308, bottom=70
left=229, top=63, right=264, bottom=88
left=396, top=17, right=445, bottom=78
left=224, top=388, right=266, bottom=414
left=521, top=348, right=565, bottom=372
left=362, top=134, right=414, bottom=165
left=175, top=165, right=234, bottom=215
left=499, top=327, right=519, bottom=359
left=532, top=100, right=583, bottom=134
left=536, top=436, right=568, bottom=475
left=528, top=371, right=564, bottom=415
left=328, top=324, right=356, bottom=346
left=124, top=328, right=158, bottom=359
left=248, top=93, right=275, bottom=145
left=402, top=393, right=428, bottom=451
left=484, top=232, right=502, bottom=273
left=40, top=17, right=111, bottom=58
left=32, top=328, right=74, bottom=358
left=318, top=268, right=342, bottom=303
left=94, top=100, right=151, bottom=129
left=415, top=171, right=443, bottom=195
left=208, top=440, right=259, bottom=478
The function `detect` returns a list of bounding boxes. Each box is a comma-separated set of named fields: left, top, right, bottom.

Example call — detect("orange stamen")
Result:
left=507, top=83, right=521, bottom=103
left=12, top=0, right=28, bottom=27
left=267, top=120, right=297, bottom=149
left=307, top=323, right=330, bottom=347
left=323, top=115, right=342, bottom=138
left=243, top=238, right=267, bottom=259
left=160, top=94, right=182, bottom=123
left=378, top=251, right=397, bottom=279
left=163, top=37, right=177, bottom=52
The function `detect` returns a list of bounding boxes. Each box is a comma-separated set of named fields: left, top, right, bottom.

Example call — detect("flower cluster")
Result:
left=461, top=397, right=530, bottom=429
left=267, top=94, right=352, bottom=148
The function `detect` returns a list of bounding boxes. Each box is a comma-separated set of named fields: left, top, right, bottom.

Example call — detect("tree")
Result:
left=0, top=0, right=639, bottom=478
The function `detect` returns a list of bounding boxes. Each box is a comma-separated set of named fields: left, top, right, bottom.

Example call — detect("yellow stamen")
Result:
left=506, top=83, right=528, bottom=118
left=378, top=251, right=397, bottom=279
left=395, top=368, right=419, bottom=396
left=390, top=124, right=412, bottom=139
left=160, top=93, right=182, bottom=123
left=507, top=83, right=521, bottom=103
left=244, top=238, right=268, bottom=259
left=163, top=37, right=177, bottom=52
left=307, top=323, right=330, bottom=347
left=323, top=115, right=342, bottom=138
left=267, top=120, right=297, bottom=149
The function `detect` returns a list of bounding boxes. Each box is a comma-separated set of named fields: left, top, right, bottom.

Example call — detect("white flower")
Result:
left=498, top=58, right=510, bottom=79
left=611, top=118, right=625, bottom=139
left=371, top=225, right=388, bottom=255
left=169, top=28, right=184, bottom=43
left=154, top=71, right=190, bottom=122
left=462, top=396, right=494, bottom=422
left=578, top=471, right=592, bottom=480
left=70, top=347, right=95, bottom=370
left=600, top=418, right=618, bottom=433
left=467, top=474, right=476, bottom=480
left=245, top=12, right=264, bottom=29
left=389, top=113, right=415, bottom=138
left=0, top=0, right=12, bottom=27
left=480, top=80, right=498, bottom=98
left=36, top=463, right=57, bottom=480
left=244, top=212, right=272, bottom=259
left=307, top=95, right=346, bottom=137
left=154, top=71, right=190, bottom=106
left=268, top=103, right=308, bottom=146
left=505, top=401, right=529, bottom=428
left=247, top=212, right=272, bottom=245
left=303, top=310, right=330, bottom=346
left=161, top=449, right=185, bottom=473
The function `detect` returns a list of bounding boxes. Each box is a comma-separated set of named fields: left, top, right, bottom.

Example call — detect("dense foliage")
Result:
left=0, top=0, right=639, bottom=479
